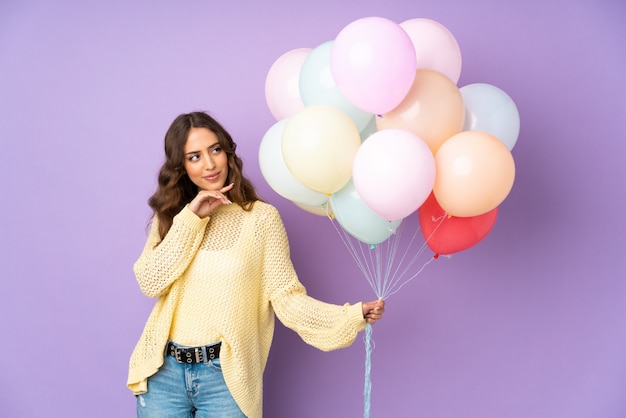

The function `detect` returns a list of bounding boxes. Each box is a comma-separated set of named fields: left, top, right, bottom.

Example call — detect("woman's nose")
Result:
left=204, top=154, right=216, bottom=170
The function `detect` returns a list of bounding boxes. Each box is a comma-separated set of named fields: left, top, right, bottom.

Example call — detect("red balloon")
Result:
left=418, top=193, right=498, bottom=255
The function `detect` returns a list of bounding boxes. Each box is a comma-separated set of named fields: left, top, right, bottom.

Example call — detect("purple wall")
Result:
left=1, top=0, right=625, bottom=417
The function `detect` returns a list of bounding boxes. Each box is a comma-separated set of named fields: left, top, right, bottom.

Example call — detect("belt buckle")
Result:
left=170, top=344, right=194, bottom=364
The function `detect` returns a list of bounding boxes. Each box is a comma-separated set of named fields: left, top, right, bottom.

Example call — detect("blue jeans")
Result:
left=137, top=351, right=246, bottom=418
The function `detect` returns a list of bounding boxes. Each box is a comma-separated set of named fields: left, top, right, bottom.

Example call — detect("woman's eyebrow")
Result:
left=185, top=142, right=220, bottom=155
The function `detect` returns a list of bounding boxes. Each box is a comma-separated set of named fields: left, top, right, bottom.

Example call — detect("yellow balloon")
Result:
left=433, top=131, right=515, bottom=217
left=282, top=105, right=361, bottom=194
left=376, top=69, right=465, bottom=154
left=293, top=201, right=334, bottom=217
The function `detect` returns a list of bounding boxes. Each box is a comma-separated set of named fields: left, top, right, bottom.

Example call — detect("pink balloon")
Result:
left=400, top=18, right=462, bottom=84
left=353, top=129, right=435, bottom=221
left=331, top=17, right=417, bottom=115
left=265, top=48, right=311, bottom=120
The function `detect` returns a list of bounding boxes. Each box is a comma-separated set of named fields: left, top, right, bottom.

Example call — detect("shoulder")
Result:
left=249, top=201, right=287, bottom=231
left=250, top=201, right=281, bottom=219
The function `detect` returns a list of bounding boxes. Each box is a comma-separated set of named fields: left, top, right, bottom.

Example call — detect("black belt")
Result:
left=166, top=341, right=221, bottom=364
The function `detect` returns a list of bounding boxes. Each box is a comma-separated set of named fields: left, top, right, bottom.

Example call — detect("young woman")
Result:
left=127, top=111, right=385, bottom=417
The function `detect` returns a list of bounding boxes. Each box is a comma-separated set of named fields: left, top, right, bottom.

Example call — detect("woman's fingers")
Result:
left=363, top=300, right=385, bottom=324
left=189, top=185, right=234, bottom=217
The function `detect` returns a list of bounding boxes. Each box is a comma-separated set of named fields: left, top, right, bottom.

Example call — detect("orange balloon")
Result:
left=433, top=131, right=515, bottom=217
left=376, top=69, right=465, bottom=154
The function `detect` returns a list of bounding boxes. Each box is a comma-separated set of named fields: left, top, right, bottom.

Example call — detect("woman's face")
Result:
left=183, top=127, right=229, bottom=191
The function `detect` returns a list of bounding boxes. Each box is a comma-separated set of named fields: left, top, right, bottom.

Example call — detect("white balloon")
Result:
left=258, top=119, right=328, bottom=206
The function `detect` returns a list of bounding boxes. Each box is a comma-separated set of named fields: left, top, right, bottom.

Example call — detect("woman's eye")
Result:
left=189, top=154, right=200, bottom=162
left=212, top=147, right=222, bottom=154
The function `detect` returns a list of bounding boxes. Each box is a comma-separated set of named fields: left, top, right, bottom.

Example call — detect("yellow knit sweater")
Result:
left=127, top=202, right=366, bottom=417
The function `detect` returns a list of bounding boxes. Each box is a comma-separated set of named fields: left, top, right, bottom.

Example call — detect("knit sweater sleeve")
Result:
left=259, top=206, right=366, bottom=351
left=134, top=205, right=210, bottom=298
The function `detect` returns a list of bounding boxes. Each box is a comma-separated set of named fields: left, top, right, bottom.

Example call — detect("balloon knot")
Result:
left=369, top=244, right=376, bottom=250
left=433, top=253, right=439, bottom=259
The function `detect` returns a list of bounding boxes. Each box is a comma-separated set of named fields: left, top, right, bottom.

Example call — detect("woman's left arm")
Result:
left=260, top=206, right=383, bottom=351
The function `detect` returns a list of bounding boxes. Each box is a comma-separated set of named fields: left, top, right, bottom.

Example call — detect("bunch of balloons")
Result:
left=259, top=16, right=519, bottom=256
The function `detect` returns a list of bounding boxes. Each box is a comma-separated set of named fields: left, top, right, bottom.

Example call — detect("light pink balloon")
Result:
left=331, top=17, right=417, bottom=115
left=400, top=18, right=462, bottom=84
left=265, top=48, right=311, bottom=120
left=353, top=129, right=435, bottom=221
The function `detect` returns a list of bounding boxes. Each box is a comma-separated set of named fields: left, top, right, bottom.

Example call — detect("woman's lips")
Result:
left=203, top=172, right=221, bottom=181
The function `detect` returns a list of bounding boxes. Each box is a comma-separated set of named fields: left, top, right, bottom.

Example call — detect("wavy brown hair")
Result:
left=148, top=111, right=263, bottom=239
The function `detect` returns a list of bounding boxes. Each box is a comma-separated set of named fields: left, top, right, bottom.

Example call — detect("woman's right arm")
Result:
left=133, top=206, right=210, bottom=298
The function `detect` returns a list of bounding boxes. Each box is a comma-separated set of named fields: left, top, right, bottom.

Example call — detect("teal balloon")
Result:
left=299, top=40, right=373, bottom=131
left=460, top=83, right=520, bottom=150
left=330, top=181, right=402, bottom=245
left=359, top=114, right=377, bottom=142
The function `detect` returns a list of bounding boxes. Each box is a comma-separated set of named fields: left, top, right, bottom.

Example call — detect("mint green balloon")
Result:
left=330, top=180, right=402, bottom=245
left=299, top=40, right=373, bottom=131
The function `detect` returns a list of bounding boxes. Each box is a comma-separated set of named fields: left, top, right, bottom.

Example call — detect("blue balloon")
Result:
left=460, top=83, right=520, bottom=150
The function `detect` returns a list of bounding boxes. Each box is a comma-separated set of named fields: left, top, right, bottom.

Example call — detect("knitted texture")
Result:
left=127, top=202, right=365, bottom=418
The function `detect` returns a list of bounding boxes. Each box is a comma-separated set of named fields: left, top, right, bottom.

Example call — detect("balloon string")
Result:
left=326, top=212, right=448, bottom=418
left=364, top=322, right=374, bottom=418
left=327, top=215, right=381, bottom=295
left=327, top=214, right=448, bottom=300
left=380, top=215, right=447, bottom=299
left=383, top=256, right=437, bottom=299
